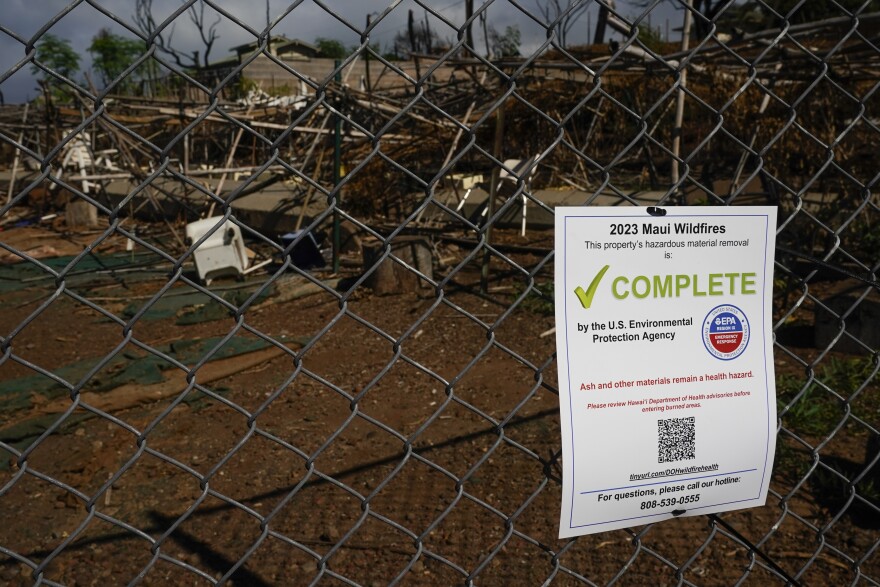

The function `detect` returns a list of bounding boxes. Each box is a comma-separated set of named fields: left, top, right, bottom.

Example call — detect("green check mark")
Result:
left=574, top=264, right=610, bottom=309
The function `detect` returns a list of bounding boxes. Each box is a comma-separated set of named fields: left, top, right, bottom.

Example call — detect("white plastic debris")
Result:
left=185, top=217, right=249, bottom=282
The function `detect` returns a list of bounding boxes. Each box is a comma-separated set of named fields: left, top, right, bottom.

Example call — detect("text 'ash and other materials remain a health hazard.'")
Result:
left=554, top=206, right=778, bottom=538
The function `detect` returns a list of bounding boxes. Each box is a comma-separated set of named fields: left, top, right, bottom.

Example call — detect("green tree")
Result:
left=315, top=37, right=348, bottom=59
left=31, top=33, right=81, bottom=97
left=489, top=25, right=521, bottom=58
left=88, top=29, right=144, bottom=92
left=637, top=24, right=664, bottom=52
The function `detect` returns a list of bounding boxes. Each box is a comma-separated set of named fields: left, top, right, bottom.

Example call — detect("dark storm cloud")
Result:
left=0, top=1, right=675, bottom=103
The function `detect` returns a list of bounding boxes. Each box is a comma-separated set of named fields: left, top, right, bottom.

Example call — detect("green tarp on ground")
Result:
left=122, top=284, right=273, bottom=324
left=0, top=251, right=166, bottom=294
left=0, top=335, right=272, bottom=417
left=0, top=334, right=287, bottom=465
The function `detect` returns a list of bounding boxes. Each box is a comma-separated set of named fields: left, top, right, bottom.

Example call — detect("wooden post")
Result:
left=183, top=132, right=190, bottom=175
left=7, top=103, right=28, bottom=204
left=729, top=62, right=783, bottom=197
left=481, top=10, right=491, bottom=58
left=671, top=0, right=693, bottom=202
left=481, top=102, right=505, bottom=294
left=414, top=70, right=488, bottom=227
left=207, top=96, right=259, bottom=217
left=40, top=81, right=55, bottom=176
left=594, top=2, right=610, bottom=45
left=423, top=11, right=433, bottom=54
left=333, top=60, right=342, bottom=274
left=365, top=14, right=372, bottom=96
left=408, top=10, right=421, bottom=80
left=465, top=0, right=474, bottom=50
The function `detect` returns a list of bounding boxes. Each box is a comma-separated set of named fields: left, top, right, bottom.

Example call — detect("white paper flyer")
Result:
left=554, top=206, right=777, bottom=538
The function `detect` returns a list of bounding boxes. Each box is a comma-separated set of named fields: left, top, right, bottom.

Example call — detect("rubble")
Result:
left=0, top=17, right=873, bottom=282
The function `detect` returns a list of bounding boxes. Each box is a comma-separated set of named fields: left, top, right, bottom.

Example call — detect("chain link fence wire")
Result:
left=0, top=0, right=878, bottom=584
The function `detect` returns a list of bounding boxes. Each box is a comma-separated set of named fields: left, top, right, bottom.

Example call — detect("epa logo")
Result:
left=702, top=305, right=750, bottom=360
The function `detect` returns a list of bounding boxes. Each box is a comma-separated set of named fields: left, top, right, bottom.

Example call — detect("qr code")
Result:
left=658, top=417, right=696, bottom=463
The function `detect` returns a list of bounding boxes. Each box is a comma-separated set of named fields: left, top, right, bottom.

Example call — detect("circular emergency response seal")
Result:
left=702, top=304, right=750, bottom=360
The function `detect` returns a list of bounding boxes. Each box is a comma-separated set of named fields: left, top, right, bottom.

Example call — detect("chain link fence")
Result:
left=0, top=0, right=878, bottom=585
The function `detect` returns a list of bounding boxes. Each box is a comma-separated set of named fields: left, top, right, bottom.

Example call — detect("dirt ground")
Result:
left=0, top=225, right=877, bottom=586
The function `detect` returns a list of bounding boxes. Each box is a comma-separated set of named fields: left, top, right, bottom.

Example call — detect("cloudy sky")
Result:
left=0, top=0, right=683, bottom=103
